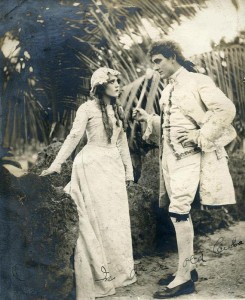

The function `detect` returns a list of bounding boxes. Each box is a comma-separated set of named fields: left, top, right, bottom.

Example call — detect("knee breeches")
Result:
left=162, top=143, right=201, bottom=215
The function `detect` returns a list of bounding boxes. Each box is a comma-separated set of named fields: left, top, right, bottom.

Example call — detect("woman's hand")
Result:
left=40, top=166, right=60, bottom=176
left=176, top=129, right=199, bottom=146
left=126, top=180, right=134, bottom=188
left=132, top=108, right=149, bottom=122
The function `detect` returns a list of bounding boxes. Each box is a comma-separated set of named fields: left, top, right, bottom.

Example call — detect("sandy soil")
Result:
left=99, top=222, right=245, bottom=300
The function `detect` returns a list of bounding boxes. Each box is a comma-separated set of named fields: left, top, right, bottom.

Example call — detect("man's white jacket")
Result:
left=143, top=68, right=236, bottom=208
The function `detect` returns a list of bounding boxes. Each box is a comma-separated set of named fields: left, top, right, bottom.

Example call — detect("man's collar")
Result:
left=168, top=66, right=186, bottom=83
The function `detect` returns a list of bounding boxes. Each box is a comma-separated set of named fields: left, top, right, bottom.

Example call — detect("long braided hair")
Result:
left=94, top=84, right=127, bottom=143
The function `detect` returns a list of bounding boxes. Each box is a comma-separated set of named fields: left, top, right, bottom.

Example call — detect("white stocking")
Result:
left=168, top=216, right=193, bottom=288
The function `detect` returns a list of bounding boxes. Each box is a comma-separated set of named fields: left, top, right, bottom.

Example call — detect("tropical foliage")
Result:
left=74, top=0, right=209, bottom=82
left=0, top=1, right=88, bottom=150
left=1, top=0, right=243, bottom=155
left=1, top=0, right=209, bottom=151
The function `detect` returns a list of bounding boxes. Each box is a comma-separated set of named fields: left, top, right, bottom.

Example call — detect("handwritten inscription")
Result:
left=213, top=237, right=244, bottom=254
left=96, top=237, right=243, bottom=282
left=95, top=266, right=115, bottom=282
left=183, top=252, right=207, bottom=267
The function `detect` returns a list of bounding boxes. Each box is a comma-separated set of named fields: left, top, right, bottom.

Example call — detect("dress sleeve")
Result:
left=196, top=75, right=236, bottom=151
left=142, top=114, right=161, bottom=145
left=49, top=103, right=89, bottom=173
left=116, top=128, right=134, bottom=181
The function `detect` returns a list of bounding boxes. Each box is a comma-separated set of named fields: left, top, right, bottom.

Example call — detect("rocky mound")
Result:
left=0, top=166, right=78, bottom=300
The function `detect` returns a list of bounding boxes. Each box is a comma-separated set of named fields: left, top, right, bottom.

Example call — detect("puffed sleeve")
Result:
left=116, top=128, right=134, bottom=181
left=49, top=103, right=89, bottom=173
left=142, top=114, right=161, bottom=145
left=196, top=75, right=236, bottom=151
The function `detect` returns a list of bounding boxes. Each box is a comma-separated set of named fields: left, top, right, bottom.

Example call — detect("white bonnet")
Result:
left=90, top=67, right=121, bottom=94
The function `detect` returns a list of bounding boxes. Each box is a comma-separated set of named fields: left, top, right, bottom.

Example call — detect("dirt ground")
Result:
left=99, top=222, right=245, bottom=300
left=4, top=164, right=244, bottom=300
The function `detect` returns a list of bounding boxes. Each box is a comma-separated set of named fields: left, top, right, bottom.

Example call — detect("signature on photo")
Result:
left=183, top=252, right=206, bottom=267
left=183, top=236, right=244, bottom=267
left=213, top=237, right=244, bottom=254
left=95, top=266, right=115, bottom=282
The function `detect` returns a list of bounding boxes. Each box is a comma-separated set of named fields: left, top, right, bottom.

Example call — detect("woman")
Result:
left=41, top=67, right=136, bottom=299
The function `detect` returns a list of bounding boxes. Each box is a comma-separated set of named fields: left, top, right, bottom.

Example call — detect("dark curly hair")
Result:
left=93, top=84, right=127, bottom=143
left=149, top=40, right=197, bottom=73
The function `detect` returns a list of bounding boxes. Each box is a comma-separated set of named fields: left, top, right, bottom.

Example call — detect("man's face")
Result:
left=151, top=54, right=175, bottom=79
left=104, top=74, right=120, bottom=98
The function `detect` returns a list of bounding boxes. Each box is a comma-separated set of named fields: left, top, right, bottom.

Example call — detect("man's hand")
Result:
left=132, top=108, right=149, bottom=122
left=126, top=180, right=134, bottom=188
left=176, top=129, right=199, bottom=146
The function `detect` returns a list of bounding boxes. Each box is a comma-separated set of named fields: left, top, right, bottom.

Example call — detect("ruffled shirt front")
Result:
left=143, top=67, right=236, bottom=160
left=161, top=75, right=201, bottom=160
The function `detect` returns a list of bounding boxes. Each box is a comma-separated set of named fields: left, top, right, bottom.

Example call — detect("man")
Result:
left=133, top=40, right=236, bottom=298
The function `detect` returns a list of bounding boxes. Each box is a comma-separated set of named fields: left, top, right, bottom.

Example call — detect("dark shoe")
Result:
left=158, top=269, right=198, bottom=285
left=153, top=280, right=195, bottom=299
left=158, top=274, right=175, bottom=286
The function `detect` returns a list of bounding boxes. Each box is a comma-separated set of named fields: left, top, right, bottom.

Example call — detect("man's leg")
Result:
left=162, top=146, right=200, bottom=286
left=189, top=215, right=196, bottom=272
left=168, top=215, right=193, bottom=287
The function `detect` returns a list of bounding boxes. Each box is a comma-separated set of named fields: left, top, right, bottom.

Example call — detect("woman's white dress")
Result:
left=50, top=100, right=136, bottom=299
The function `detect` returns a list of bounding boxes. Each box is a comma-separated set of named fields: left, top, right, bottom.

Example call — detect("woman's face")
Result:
left=104, top=74, right=120, bottom=98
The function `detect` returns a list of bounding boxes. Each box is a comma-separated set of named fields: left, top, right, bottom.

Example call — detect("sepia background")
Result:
left=0, top=0, right=244, bottom=299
